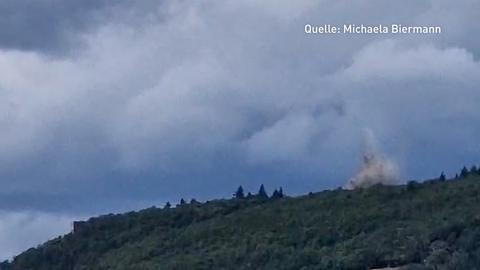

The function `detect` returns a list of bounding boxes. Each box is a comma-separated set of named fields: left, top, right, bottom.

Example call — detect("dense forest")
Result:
left=3, top=167, right=480, bottom=270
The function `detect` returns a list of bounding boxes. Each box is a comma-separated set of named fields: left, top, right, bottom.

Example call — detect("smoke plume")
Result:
left=344, top=129, right=399, bottom=189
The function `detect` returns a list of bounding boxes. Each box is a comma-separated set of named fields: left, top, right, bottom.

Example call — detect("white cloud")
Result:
left=340, top=40, right=479, bottom=82
left=245, top=113, right=318, bottom=164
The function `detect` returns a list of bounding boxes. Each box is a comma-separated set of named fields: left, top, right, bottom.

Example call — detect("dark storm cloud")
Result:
left=0, top=0, right=110, bottom=52
left=0, top=0, right=480, bottom=259
left=0, top=0, right=170, bottom=53
left=0, top=0, right=478, bottom=208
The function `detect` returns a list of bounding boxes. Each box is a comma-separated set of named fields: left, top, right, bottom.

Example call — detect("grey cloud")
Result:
left=417, top=0, right=480, bottom=58
left=0, top=0, right=170, bottom=54
left=0, top=0, right=479, bottom=204
left=0, top=0, right=110, bottom=53
left=341, top=40, right=479, bottom=81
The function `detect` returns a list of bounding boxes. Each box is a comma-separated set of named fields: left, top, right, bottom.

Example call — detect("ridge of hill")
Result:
left=3, top=171, right=480, bottom=270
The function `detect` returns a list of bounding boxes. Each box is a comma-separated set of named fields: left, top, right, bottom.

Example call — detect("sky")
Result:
left=0, top=0, right=479, bottom=260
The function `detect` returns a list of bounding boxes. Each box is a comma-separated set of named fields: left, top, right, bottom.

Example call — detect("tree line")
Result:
left=162, top=184, right=285, bottom=210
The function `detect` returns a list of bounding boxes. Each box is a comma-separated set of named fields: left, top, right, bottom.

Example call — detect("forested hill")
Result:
left=3, top=168, right=480, bottom=270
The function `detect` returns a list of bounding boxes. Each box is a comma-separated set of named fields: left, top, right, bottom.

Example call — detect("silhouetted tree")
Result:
left=470, top=165, right=479, bottom=175
left=258, top=184, right=268, bottom=199
left=246, top=192, right=253, bottom=198
left=407, top=180, right=419, bottom=191
left=0, top=261, right=11, bottom=270
left=271, top=187, right=285, bottom=199
left=439, top=172, right=446, bottom=182
left=164, top=202, right=171, bottom=209
left=179, top=198, right=186, bottom=205
left=234, top=186, right=245, bottom=199
left=190, top=199, right=198, bottom=204
left=461, top=166, right=469, bottom=178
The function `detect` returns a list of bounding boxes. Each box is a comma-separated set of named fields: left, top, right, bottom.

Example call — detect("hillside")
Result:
left=3, top=171, right=480, bottom=270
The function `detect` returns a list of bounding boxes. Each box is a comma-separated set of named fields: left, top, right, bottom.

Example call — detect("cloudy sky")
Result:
left=1, top=0, right=479, bottom=260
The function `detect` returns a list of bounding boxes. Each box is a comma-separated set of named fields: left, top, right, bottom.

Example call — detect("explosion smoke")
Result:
left=344, top=129, right=399, bottom=189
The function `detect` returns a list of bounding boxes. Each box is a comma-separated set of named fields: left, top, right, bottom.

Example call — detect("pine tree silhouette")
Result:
left=470, top=165, right=478, bottom=175
left=271, top=187, right=285, bottom=199
left=258, top=184, right=268, bottom=199
left=439, top=172, right=446, bottom=181
left=164, top=202, right=171, bottom=209
left=461, top=166, right=469, bottom=178
left=234, top=186, right=245, bottom=199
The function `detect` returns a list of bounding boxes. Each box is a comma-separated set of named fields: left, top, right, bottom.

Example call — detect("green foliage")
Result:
left=407, top=180, right=419, bottom=191
left=6, top=174, right=480, bottom=270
